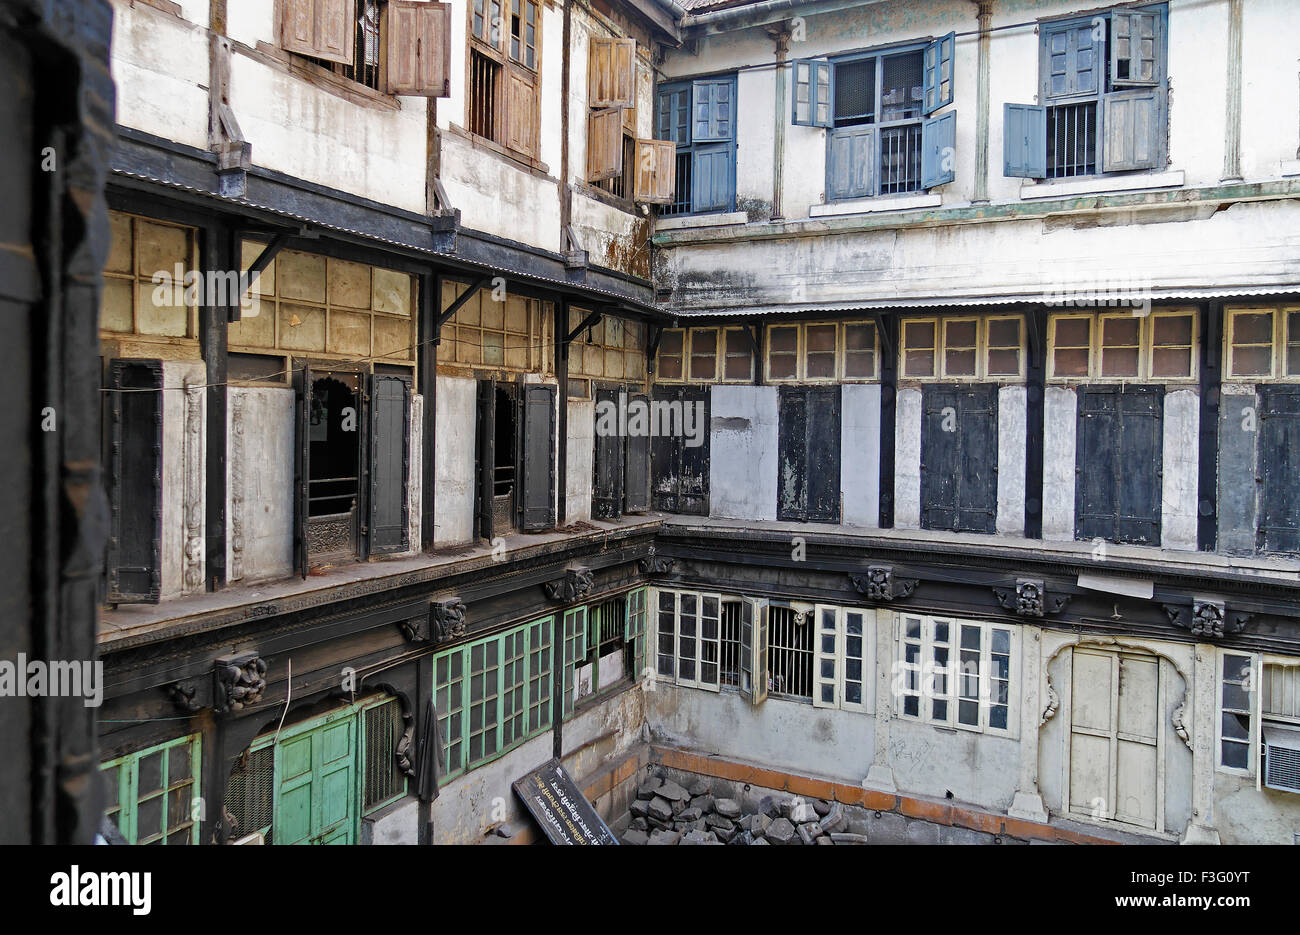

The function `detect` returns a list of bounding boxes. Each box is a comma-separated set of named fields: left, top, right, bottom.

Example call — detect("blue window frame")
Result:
left=1005, top=3, right=1168, bottom=180
left=794, top=34, right=957, bottom=202
left=655, top=75, right=737, bottom=216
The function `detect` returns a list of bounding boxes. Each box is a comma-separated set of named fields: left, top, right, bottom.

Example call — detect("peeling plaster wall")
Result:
left=567, top=397, right=594, bottom=526
left=110, top=0, right=210, bottom=151
left=841, top=383, right=881, bottom=528
left=440, top=130, right=562, bottom=252
left=1161, top=389, right=1200, bottom=551
left=1042, top=386, right=1077, bottom=542
left=708, top=385, right=778, bottom=521
left=893, top=387, right=922, bottom=529
left=996, top=385, right=1026, bottom=536
left=429, top=686, right=646, bottom=845
left=225, top=386, right=294, bottom=585
left=435, top=375, right=477, bottom=548
left=1213, top=772, right=1300, bottom=845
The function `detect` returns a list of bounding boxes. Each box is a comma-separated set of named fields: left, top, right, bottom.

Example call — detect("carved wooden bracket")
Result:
left=164, top=680, right=203, bottom=713
left=638, top=547, right=674, bottom=576
left=405, top=599, right=468, bottom=644
left=213, top=652, right=267, bottom=713
left=543, top=567, right=595, bottom=603
left=848, top=566, right=918, bottom=602
left=992, top=579, right=1072, bottom=618
left=1162, top=598, right=1250, bottom=640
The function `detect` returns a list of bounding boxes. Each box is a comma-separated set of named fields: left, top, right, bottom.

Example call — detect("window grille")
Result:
left=363, top=698, right=406, bottom=812
left=470, top=51, right=499, bottom=140
left=660, top=151, right=694, bottom=217
left=767, top=606, right=813, bottom=701
left=833, top=59, right=875, bottom=125
left=225, top=744, right=274, bottom=844
left=720, top=600, right=743, bottom=689
left=1046, top=101, right=1098, bottom=178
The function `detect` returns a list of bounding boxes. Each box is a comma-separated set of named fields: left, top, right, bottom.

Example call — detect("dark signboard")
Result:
left=512, top=759, right=619, bottom=845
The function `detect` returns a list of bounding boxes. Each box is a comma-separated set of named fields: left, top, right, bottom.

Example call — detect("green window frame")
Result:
left=626, top=587, right=648, bottom=682
left=435, top=615, right=556, bottom=780
left=101, top=734, right=202, bottom=845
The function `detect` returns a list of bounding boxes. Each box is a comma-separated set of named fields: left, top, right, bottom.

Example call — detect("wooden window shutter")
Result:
left=922, top=32, right=955, bottom=115
left=587, top=107, right=623, bottom=182
left=592, top=388, right=624, bottom=519
left=921, top=111, right=956, bottom=188
left=386, top=1, right=452, bottom=97
left=281, top=0, right=357, bottom=66
left=1257, top=386, right=1300, bottom=553
left=1101, top=89, right=1161, bottom=173
left=367, top=373, right=411, bottom=555
left=520, top=383, right=556, bottom=530
left=791, top=59, right=831, bottom=127
left=505, top=69, right=540, bottom=157
left=827, top=124, right=876, bottom=200
left=588, top=37, right=636, bottom=109
left=106, top=359, right=164, bottom=605
left=624, top=393, right=652, bottom=512
left=1111, top=11, right=1161, bottom=87
left=1003, top=103, right=1046, bottom=179
left=633, top=138, right=675, bottom=204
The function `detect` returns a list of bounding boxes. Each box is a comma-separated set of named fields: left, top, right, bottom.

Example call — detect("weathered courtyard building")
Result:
left=85, top=0, right=1300, bottom=846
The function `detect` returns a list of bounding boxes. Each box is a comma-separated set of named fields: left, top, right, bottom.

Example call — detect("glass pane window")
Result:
left=1287, top=311, right=1300, bottom=377
left=1219, top=652, right=1253, bottom=771
left=1228, top=310, right=1274, bottom=378
left=843, top=321, right=877, bottom=378
left=986, top=317, right=1022, bottom=376
left=658, top=329, right=684, bottom=380
left=100, top=735, right=201, bottom=845
left=1149, top=312, right=1194, bottom=379
left=1051, top=315, right=1092, bottom=378
left=723, top=327, right=754, bottom=381
left=690, top=328, right=718, bottom=381
left=902, top=319, right=937, bottom=378
left=767, top=325, right=799, bottom=380
left=897, top=617, right=1014, bottom=735
left=1100, top=315, right=1141, bottom=377
left=804, top=323, right=837, bottom=379
left=942, top=319, right=978, bottom=378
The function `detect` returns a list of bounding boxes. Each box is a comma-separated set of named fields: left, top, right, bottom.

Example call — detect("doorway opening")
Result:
left=493, top=384, right=517, bottom=535
left=307, top=373, right=361, bottom=565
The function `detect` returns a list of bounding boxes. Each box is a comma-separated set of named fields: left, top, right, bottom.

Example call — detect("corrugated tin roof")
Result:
left=666, top=285, right=1300, bottom=317
left=677, top=0, right=762, bottom=10
left=110, top=167, right=663, bottom=315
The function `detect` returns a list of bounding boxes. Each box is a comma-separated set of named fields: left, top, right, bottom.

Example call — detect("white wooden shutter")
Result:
left=740, top=597, right=769, bottom=706
left=699, top=593, right=722, bottom=691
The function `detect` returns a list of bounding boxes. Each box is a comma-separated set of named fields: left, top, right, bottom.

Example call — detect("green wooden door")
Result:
left=274, top=715, right=357, bottom=845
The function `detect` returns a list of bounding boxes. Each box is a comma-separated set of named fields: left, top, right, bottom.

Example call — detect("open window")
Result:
left=468, top=0, right=540, bottom=157
left=1005, top=5, right=1167, bottom=180
left=654, top=77, right=735, bottom=215
left=475, top=378, right=555, bottom=540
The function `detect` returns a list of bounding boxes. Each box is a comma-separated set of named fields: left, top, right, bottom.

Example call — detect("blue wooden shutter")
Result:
left=827, top=124, right=876, bottom=200
left=367, top=373, right=410, bottom=555
left=1101, top=88, right=1161, bottom=172
left=520, top=383, right=556, bottom=530
left=1003, top=103, right=1046, bottom=178
left=921, top=110, right=957, bottom=188
left=656, top=85, right=690, bottom=144
left=691, top=142, right=732, bottom=212
left=1257, top=386, right=1300, bottom=553
left=692, top=78, right=733, bottom=142
left=1043, top=22, right=1099, bottom=99
left=592, top=387, right=624, bottom=519
left=106, top=359, right=163, bottom=604
left=624, top=393, right=651, bottom=513
left=1111, top=10, right=1161, bottom=87
left=923, top=31, right=955, bottom=115
left=792, top=59, right=832, bottom=127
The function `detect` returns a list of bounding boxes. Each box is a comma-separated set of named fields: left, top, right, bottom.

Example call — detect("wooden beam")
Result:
left=566, top=307, right=604, bottom=344
left=437, top=276, right=492, bottom=329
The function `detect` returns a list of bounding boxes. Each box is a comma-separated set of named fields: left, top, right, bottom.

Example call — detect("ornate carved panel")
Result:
left=213, top=652, right=267, bottom=713
left=848, top=566, right=918, bottom=602
left=543, top=567, right=595, bottom=603
left=1162, top=598, right=1249, bottom=640
left=229, top=392, right=245, bottom=582
left=992, top=578, right=1072, bottom=617
left=183, top=381, right=204, bottom=592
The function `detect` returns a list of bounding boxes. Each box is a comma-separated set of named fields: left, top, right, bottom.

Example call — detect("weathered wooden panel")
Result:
left=520, top=383, right=555, bottom=530
left=651, top=385, right=709, bottom=515
left=1258, top=385, right=1300, bottom=553
left=1075, top=385, right=1163, bottom=544
left=778, top=385, right=841, bottom=522
left=475, top=378, right=495, bottom=540
left=107, top=360, right=163, bottom=603
left=368, top=373, right=410, bottom=554
left=592, top=388, right=623, bottom=519
left=624, top=393, right=651, bottom=513
left=920, top=383, right=997, bottom=534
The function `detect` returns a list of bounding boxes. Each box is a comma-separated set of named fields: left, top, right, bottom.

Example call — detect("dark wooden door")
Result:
left=1075, top=384, right=1163, bottom=545
left=1258, top=385, right=1300, bottom=553
left=920, top=383, right=998, bottom=534
left=778, top=385, right=841, bottom=522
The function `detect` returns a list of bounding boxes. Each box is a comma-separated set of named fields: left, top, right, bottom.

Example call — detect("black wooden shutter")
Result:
left=367, top=373, right=410, bottom=554
left=106, top=359, right=163, bottom=604
left=806, top=385, right=842, bottom=522
left=520, top=383, right=556, bottom=531
left=777, top=386, right=809, bottom=521
left=592, top=387, right=624, bottom=519
left=293, top=361, right=313, bottom=579
left=651, top=385, right=710, bottom=515
left=676, top=385, right=710, bottom=515
left=1076, top=385, right=1163, bottom=544
left=624, top=392, right=651, bottom=513
left=475, top=378, right=495, bottom=540
left=920, top=384, right=960, bottom=531
left=1257, top=386, right=1300, bottom=553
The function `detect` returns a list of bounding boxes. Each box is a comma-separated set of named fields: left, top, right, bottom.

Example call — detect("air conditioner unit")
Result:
left=231, top=831, right=265, bottom=845
left=1262, top=725, right=1300, bottom=794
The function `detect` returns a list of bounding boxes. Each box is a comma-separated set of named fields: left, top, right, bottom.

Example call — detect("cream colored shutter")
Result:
left=387, top=1, right=452, bottom=97
left=633, top=139, right=674, bottom=204
left=282, top=0, right=357, bottom=66
left=588, top=37, right=635, bottom=109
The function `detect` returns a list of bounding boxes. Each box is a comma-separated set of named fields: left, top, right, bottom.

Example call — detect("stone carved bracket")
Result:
left=1162, top=599, right=1250, bottom=640
left=849, top=566, right=918, bottom=602
left=993, top=579, right=1072, bottom=618
left=213, top=652, right=267, bottom=714
left=165, top=680, right=203, bottom=713
left=543, top=567, right=595, bottom=603
left=430, top=598, right=467, bottom=644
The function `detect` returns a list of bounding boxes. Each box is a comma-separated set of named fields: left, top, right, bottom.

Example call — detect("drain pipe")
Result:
left=768, top=24, right=791, bottom=221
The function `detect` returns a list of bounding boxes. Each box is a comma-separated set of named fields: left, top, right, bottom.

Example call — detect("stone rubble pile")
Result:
left=621, top=775, right=868, bottom=846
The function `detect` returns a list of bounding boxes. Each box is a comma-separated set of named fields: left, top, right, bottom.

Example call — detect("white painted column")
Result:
left=865, top=609, right=897, bottom=792
left=1041, top=386, right=1077, bottom=541
left=710, top=385, right=779, bottom=521
left=893, top=387, right=922, bottom=529
left=407, top=394, right=423, bottom=554
left=996, top=385, right=1027, bottom=535
left=1008, top=625, right=1050, bottom=822
left=1161, top=388, right=1200, bottom=551
left=1182, top=643, right=1223, bottom=844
